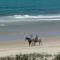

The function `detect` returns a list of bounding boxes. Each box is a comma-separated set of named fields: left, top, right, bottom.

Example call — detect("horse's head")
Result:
left=25, top=37, right=31, bottom=41
left=25, top=37, right=27, bottom=41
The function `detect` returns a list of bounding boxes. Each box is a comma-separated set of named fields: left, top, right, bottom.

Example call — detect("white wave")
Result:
left=0, top=14, right=60, bottom=23
left=14, top=15, right=60, bottom=19
left=0, top=24, right=5, bottom=26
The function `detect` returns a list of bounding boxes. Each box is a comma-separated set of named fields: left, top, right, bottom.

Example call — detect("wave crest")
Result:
left=14, top=15, right=60, bottom=19
left=0, top=14, right=60, bottom=23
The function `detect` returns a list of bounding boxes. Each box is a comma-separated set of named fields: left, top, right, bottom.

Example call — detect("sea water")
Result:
left=0, top=0, right=60, bottom=41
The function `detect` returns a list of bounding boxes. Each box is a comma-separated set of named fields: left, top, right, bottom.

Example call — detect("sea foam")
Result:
left=0, top=14, right=60, bottom=23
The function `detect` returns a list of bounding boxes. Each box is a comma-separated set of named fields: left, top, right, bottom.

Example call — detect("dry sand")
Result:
left=0, top=36, right=60, bottom=57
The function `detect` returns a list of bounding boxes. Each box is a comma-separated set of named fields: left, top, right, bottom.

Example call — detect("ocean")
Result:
left=0, top=0, right=60, bottom=41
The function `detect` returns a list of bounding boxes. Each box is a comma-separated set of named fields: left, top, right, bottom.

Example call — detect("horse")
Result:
left=25, top=37, right=42, bottom=46
left=33, top=38, right=42, bottom=46
left=25, top=37, right=33, bottom=46
left=33, top=34, right=42, bottom=46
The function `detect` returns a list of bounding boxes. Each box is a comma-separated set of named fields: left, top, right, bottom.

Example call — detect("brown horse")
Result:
left=33, top=35, right=42, bottom=46
left=25, top=37, right=42, bottom=46
left=33, top=38, right=42, bottom=46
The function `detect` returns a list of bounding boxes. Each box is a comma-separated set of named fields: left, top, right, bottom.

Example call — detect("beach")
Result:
left=0, top=36, right=60, bottom=57
left=0, top=0, right=60, bottom=60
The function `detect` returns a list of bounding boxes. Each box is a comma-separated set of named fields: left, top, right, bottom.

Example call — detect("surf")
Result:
left=0, top=14, right=60, bottom=23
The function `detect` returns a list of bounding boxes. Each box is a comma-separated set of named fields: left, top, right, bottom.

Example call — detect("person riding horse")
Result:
left=35, top=34, right=38, bottom=42
left=33, top=34, right=39, bottom=45
left=25, top=34, right=42, bottom=46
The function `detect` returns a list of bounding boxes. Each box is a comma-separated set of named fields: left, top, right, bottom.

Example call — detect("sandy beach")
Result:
left=0, top=36, right=60, bottom=57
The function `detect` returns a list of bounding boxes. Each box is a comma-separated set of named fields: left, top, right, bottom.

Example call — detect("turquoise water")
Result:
left=0, top=0, right=60, bottom=15
left=0, top=0, right=60, bottom=40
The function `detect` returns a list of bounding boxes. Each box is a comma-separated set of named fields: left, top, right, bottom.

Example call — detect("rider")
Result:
left=35, top=34, right=38, bottom=41
left=30, top=34, right=33, bottom=40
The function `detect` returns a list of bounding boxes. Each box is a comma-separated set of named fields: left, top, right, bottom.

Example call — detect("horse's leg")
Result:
left=34, top=41, right=36, bottom=46
left=34, top=42, right=35, bottom=46
left=39, top=41, right=40, bottom=45
left=28, top=41, right=30, bottom=46
left=39, top=40, right=42, bottom=46
left=29, top=41, right=31, bottom=46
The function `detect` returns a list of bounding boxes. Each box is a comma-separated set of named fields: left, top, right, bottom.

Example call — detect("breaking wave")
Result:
left=0, top=14, right=60, bottom=23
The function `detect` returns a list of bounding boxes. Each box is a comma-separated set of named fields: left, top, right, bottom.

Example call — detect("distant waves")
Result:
left=0, top=14, right=60, bottom=24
